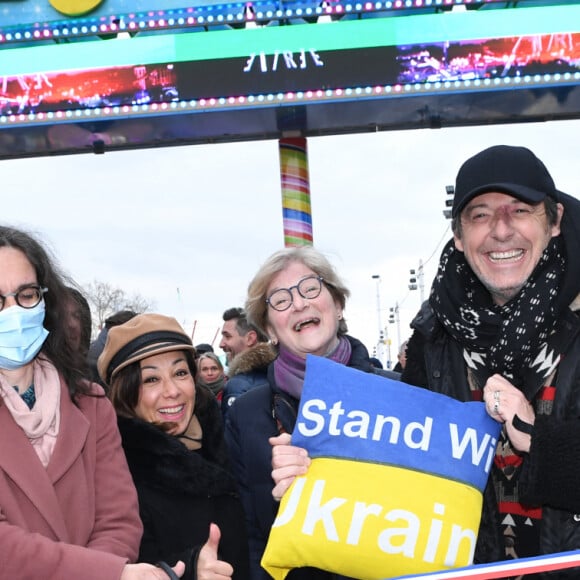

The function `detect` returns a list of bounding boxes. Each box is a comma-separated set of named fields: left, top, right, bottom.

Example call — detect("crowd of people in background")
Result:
left=2, top=144, right=580, bottom=579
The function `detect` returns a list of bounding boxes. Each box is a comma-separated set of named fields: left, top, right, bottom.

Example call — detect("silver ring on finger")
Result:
left=492, top=391, right=500, bottom=414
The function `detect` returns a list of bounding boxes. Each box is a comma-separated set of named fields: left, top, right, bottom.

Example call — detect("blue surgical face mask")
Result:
left=0, top=302, right=49, bottom=370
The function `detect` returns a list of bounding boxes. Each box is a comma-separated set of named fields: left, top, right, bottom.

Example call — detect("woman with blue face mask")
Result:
left=0, top=226, right=184, bottom=580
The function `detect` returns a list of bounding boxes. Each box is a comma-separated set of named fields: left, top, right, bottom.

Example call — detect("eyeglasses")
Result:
left=0, top=285, right=48, bottom=312
left=266, top=275, right=325, bottom=312
left=461, top=203, right=545, bottom=228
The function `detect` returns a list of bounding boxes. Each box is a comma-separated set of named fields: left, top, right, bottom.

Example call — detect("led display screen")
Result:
left=2, top=6, right=580, bottom=117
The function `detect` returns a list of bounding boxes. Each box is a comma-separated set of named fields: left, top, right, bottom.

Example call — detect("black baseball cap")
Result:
left=452, top=145, right=560, bottom=218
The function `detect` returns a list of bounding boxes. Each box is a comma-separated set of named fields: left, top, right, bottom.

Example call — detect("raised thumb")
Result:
left=205, top=522, right=221, bottom=557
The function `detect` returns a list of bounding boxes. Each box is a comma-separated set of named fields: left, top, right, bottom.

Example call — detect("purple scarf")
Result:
left=274, top=335, right=352, bottom=398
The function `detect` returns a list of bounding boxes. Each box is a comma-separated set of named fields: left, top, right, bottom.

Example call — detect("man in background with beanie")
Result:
left=402, top=145, right=580, bottom=576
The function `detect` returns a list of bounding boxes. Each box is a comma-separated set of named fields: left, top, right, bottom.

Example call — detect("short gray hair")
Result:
left=245, top=247, right=350, bottom=336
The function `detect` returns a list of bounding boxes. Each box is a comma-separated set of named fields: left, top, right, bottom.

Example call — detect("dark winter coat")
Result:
left=402, top=297, right=580, bottom=579
left=225, top=335, right=375, bottom=580
left=118, top=398, right=250, bottom=580
left=222, top=342, right=277, bottom=419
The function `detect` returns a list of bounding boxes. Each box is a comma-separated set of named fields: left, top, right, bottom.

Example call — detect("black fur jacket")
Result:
left=118, top=399, right=249, bottom=580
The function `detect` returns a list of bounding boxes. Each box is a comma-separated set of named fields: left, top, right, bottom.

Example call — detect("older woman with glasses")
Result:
left=0, top=226, right=184, bottom=579
left=225, top=246, right=377, bottom=580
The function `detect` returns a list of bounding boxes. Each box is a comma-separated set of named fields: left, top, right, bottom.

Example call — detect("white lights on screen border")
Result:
left=0, top=0, right=499, bottom=44
left=1, top=70, right=577, bottom=127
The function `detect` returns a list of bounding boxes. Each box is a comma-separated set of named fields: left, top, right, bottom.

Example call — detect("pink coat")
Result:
left=0, top=380, right=142, bottom=580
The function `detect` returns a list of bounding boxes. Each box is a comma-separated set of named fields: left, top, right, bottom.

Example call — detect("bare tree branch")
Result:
left=83, top=280, right=154, bottom=334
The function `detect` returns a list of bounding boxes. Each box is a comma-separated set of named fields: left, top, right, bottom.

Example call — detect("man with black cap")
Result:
left=402, top=145, right=580, bottom=575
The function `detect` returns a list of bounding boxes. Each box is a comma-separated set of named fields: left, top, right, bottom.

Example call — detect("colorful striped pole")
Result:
left=279, top=137, right=313, bottom=247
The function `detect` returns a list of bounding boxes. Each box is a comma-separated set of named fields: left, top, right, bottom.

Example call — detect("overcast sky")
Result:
left=2, top=118, right=579, bottom=367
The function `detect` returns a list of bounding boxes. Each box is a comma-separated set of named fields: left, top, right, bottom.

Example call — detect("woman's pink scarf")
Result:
left=0, top=357, right=61, bottom=467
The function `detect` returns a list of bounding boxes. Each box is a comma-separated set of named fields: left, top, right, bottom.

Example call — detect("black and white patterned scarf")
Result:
left=430, top=236, right=566, bottom=398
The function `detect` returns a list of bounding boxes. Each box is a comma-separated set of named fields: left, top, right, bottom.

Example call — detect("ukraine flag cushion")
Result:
left=261, top=356, right=501, bottom=580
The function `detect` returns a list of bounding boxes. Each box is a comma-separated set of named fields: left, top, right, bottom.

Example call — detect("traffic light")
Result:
left=409, top=269, right=417, bottom=291
left=443, top=184, right=455, bottom=220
